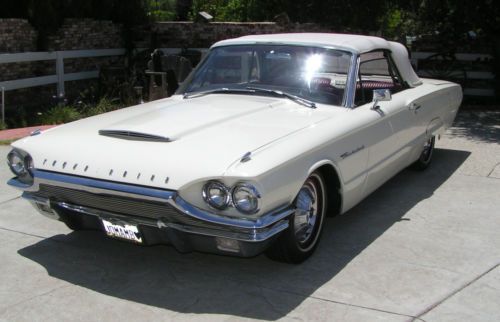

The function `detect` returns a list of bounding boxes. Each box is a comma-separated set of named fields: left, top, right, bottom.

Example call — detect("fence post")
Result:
left=1, top=86, right=5, bottom=125
left=56, top=51, right=65, bottom=98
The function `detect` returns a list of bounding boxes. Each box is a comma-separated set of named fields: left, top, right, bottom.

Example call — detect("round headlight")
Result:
left=7, top=149, right=34, bottom=185
left=7, top=150, right=27, bottom=176
left=202, top=181, right=230, bottom=210
left=232, top=184, right=260, bottom=214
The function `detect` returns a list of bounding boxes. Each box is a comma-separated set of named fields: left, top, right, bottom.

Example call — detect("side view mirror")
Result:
left=371, top=89, right=392, bottom=110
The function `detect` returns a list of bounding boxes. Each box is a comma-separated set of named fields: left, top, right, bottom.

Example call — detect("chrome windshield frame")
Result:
left=178, top=43, right=356, bottom=108
left=345, top=54, right=360, bottom=108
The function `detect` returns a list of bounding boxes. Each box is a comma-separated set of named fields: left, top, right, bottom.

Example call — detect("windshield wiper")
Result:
left=184, top=86, right=316, bottom=109
left=183, top=88, right=255, bottom=99
left=246, top=86, right=316, bottom=109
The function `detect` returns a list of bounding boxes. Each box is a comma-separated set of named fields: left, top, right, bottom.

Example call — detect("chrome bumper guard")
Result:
left=10, top=170, right=293, bottom=243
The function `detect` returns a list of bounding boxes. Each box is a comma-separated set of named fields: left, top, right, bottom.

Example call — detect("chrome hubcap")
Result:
left=421, top=137, right=434, bottom=162
left=294, top=177, right=319, bottom=244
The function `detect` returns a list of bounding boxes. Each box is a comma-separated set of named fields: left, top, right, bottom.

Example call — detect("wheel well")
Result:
left=316, top=164, right=342, bottom=217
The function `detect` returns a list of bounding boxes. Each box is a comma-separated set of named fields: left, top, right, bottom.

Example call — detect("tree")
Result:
left=176, top=0, right=193, bottom=20
left=189, top=0, right=387, bottom=31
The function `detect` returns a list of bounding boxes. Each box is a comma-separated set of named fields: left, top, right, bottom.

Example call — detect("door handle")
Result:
left=409, top=103, right=421, bottom=111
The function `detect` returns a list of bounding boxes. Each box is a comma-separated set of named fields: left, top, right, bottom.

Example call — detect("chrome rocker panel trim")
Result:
left=10, top=169, right=294, bottom=241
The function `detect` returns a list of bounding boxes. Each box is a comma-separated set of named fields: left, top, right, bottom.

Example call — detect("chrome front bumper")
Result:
left=9, top=170, right=293, bottom=255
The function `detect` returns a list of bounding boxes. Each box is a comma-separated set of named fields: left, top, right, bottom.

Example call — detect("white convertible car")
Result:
left=7, top=33, right=462, bottom=263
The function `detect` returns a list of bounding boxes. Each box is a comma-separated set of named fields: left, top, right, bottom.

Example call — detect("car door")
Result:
left=392, top=87, right=430, bottom=161
left=353, top=51, right=418, bottom=197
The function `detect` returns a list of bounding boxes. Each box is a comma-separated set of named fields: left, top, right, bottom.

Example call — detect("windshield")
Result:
left=178, top=45, right=352, bottom=106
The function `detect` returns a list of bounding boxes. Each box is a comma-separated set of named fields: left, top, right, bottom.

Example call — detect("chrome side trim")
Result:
left=10, top=169, right=295, bottom=230
left=24, top=169, right=175, bottom=202
left=165, top=221, right=288, bottom=242
left=174, top=195, right=292, bottom=229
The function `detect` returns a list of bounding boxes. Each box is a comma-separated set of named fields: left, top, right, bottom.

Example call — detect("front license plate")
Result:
left=101, top=219, right=143, bottom=244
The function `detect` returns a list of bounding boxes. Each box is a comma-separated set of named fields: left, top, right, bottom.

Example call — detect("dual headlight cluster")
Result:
left=7, top=149, right=34, bottom=184
left=202, top=181, right=261, bottom=214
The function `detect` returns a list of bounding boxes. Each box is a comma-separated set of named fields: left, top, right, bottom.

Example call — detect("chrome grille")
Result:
left=33, top=184, right=231, bottom=230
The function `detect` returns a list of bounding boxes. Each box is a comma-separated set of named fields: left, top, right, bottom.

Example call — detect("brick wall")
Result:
left=151, top=22, right=332, bottom=48
left=0, top=19, right=37, bottom=53
left=47, top=19, right=123, bottom=50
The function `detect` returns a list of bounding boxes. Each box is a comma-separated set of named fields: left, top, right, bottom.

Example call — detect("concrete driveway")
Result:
left=0, top=111, right=499, bottom=321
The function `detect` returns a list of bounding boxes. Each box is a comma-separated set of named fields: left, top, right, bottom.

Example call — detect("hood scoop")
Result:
left=99, top=129, right=173, bottom=142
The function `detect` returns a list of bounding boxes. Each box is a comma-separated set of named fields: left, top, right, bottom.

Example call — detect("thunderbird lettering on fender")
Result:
left=340, top=145, right=365, bottom=159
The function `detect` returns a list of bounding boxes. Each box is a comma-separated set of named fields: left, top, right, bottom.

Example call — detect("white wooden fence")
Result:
left=0, top=47, right=212, bottom=124
left=0, top=48, right=126, bottom=124
left=0, top=48, right=126, bottom=94
left=411, top=52, right=495, bottom=97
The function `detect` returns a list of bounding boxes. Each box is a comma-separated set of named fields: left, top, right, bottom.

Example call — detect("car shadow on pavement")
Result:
left=18, top=148, right=470, bottom=320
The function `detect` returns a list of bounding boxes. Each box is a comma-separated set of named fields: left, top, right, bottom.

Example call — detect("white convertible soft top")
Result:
left=213, top=33, right=422, bottom=87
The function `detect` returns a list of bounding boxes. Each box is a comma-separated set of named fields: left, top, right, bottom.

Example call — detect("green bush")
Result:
left=41, top=105, right=82, bottom=125
left=0, top=121, right=7, bottom=131
left=84, top=97, right=122, bottom=117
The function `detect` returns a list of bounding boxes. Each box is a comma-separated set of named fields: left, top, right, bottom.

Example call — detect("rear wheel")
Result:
left=266, top=171, right=327, bottom=263
left=411, top=136, right=435, bottom=170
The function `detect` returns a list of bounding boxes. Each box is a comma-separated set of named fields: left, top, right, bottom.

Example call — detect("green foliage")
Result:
left=41, top=105, right=82, bottom=125
left=187, top=0, right=499, bottom=48
left=0, top=140, right=15, bottom=146
left=146, top=0, right=177, bottom=21
left=191, top=0, right=273, bottom=22
left=149, top=9, right=177, bottom=21
left=0, top=121, right=7, bottom=131
left=39, top=97, right=122, bottom=125
left=83, top=97, right=122, bottom=117
left=377, top=6, right=418, bottom=40
left=190, top=0, right=386, bottom=30
left=383, top=9, right=402, bottom=36
left=4, top=0, right=497, bottom=43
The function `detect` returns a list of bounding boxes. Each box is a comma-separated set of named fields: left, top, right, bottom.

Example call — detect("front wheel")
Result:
left=411, top=136, right=435, bottom=170
left=266, top=171, right=327, bottom=263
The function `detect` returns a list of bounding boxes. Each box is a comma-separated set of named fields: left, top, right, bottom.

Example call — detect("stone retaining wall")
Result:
left=0, top=19, right=37, bottom=53
left=151, top=21, right=332, bottom=48
left=46, top=19, right=123, bottom=51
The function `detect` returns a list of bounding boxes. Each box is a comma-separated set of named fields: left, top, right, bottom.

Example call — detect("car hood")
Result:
left=13, top=94, right=335, bottom=190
